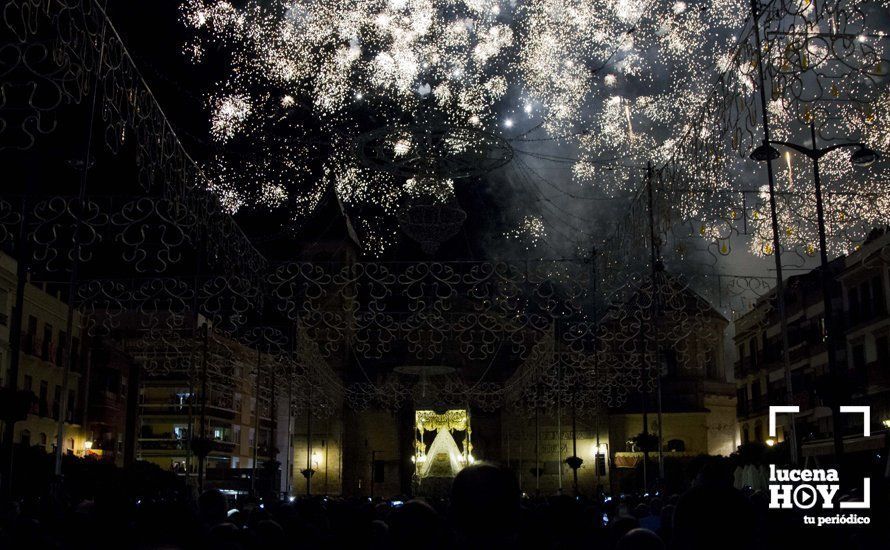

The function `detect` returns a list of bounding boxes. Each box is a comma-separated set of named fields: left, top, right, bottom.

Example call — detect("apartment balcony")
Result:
left=864, top=360, right=890, bottom=390
left=138, top=438, right=189, bottom=452
left=139, top=402, right=193, bottom=416
left=734, top=352, right=770, bottom=379
left=20, top=334, right=37, bottom=356
left=140, top=396, right=237, bottom=420
left=138, top=436, right=236, bottom=454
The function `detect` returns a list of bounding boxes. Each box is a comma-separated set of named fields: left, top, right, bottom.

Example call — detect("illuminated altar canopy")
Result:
left=414, top=409, right=473, bottom=479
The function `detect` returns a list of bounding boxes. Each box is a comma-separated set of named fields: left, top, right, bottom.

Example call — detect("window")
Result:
left=176, top=391, right=191, bottom=406
left=20, top=430, right=31, bottom=447
left=877, top=336, right=889, bottom=370
left=754, top=421, right=763, bottom=443
left=66, top=389, right=75, bottom=422
left=743, top=426, right=750, bottom=443
left=873, top=276, right=886, bottom=316
left=25, top=316, right=37, bottom=354
left=56, top=330, right=66, bottom=366
left=70, top=338, right=79, bottom=371
left=53, top=385, right=61, bottom=419
left=849, top=286, right=861, bottom=324
left=173, top=425, right=189, bottom=440
left=0, top=289, right=8, bottom=326
left=39, top=380, right=48, bottom=417
left=42, top=323, right=52, bottom=361
left=859, top=285, right=870, bottom=321
left=373, top=460, right=385, bottom=483
left=736, top=387, right=748, bottom=416
left=595, top=454, right=607, bottom=476
left=852, top=344, right=866, bottom=376
left=23, top=375, right=32, bottom=393
left=666, top=439, right=686, bottom=452
left=39, top=433, right=47, bottom=446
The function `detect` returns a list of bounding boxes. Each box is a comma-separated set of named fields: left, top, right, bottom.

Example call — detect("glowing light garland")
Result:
left=660, top=0, right=890, bottom=259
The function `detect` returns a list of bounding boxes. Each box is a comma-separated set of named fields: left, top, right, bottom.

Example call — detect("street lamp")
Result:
left=850, top=146, right=880, bottom=168
left=750, top=119, right=881, bottom=464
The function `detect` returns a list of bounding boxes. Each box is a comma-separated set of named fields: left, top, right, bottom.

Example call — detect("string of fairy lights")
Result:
left=10, top=0, right=890, bottom=424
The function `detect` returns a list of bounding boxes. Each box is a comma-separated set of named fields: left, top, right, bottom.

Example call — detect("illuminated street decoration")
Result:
left=0, top=0, right=885, bottom=417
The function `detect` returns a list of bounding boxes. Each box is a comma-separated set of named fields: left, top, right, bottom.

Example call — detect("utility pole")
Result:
left=750, top=0, right=799, bottom=464
left=197, top=323, right=209, bottom=492
left=645, top=162, right=665, bottom=482
left=251, top=348, right=262, bottom=495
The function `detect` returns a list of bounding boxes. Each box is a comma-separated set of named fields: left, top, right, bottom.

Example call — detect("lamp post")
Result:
left=748, top=0, right=798, bottom=464
left=750, top=120, right=880, bottom=464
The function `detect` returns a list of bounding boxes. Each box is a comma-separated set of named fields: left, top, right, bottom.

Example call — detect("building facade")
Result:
left=734, top=257, right=846, bottom=450
left=734, top=228, right=890, bottom=466
left=0, top=252, right=89, bottom=458
left=133, top=327, right=288, bottom=495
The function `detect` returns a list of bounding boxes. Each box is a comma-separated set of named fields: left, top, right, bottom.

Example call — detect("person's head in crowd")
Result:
left=648, top=496, right=663, bottom=516
left=659, top=503, right=675, bottom=535
left=368, top=519, right=390, bottom=549
left=610, top=515, right=641, bottom=542
left=254, top=519, right=285, bottom=547
left=673, top=485, right=756, bottom=550
left=389, top=499, right=444, bottom=550
left=618, top=527, right=666, bottom=550
left=693, top=457, right=733, bottom=488
left=632, top=502, right=651, bottom=519
left=450, top=462, right=520, bottom=548
left=197, top=489, right=228, bottom=527
left=206, top=522, right=243, bottom=550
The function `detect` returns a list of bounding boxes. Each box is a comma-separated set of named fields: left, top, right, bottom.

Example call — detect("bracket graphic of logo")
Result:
left=768, top=405, right=870, bottom=510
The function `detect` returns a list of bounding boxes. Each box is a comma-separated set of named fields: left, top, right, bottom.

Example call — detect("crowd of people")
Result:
left=0, top=461, right=886, bottom=549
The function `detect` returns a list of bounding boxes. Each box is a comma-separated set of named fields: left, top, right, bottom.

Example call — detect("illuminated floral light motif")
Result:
left=741, top=1, right=890, bottom=258
left=748, top=145, right=890, bottom=259
left=403, top=177, right=456, bottom=204
left=661, top=0, right=890, bottom=259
